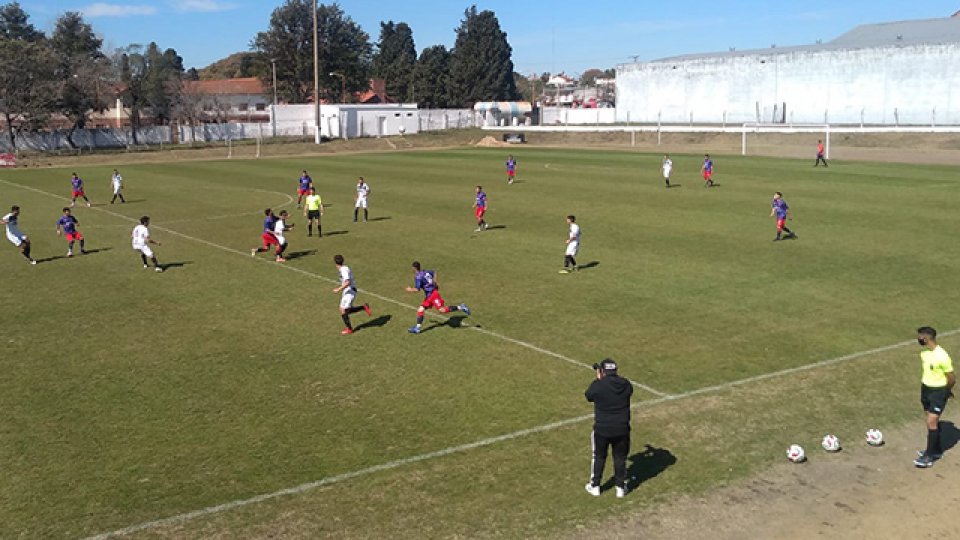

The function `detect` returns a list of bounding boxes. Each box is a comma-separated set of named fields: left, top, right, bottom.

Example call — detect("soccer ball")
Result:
left=866, top=429, right=884, bottom=446
left=786, top=444, right=806, bottom=463
left=821, top=434, right=841, bottom=452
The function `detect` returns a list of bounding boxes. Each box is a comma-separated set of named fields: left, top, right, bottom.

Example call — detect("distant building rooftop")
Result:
left=644, top=14, right=960, bottom=64
left=183, top=77, right=265, bottom=95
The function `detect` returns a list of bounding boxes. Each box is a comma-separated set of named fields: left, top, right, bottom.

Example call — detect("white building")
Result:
left=616, top=15, right=960, bottom=125
left=271, top=103, right=420, bottom=139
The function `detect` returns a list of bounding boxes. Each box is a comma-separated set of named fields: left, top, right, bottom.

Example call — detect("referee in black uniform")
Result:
left=584, top=358, right=633, bottom=498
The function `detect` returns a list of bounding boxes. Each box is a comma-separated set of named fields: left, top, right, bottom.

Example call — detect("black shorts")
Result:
left=307, top=209, right=321, bottom=219
left=921, top=385, right=950, bottom=415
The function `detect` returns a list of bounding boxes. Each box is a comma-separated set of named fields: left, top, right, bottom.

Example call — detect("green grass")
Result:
left=1, top=147, right=959, bottom=538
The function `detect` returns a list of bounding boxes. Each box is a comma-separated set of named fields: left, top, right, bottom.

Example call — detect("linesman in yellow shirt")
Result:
left=303, top=187, right=324, bottom=237
left=914, top=326, right=956, bottom=468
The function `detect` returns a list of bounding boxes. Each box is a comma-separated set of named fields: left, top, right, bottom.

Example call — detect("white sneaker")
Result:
left=66, top=250, right=73, bottom=257
left=155, top=267, right=163, bottom=273
left=616, top=486, right=627, bottom=498
left=250, top=248, right=256, bottom=257
left=474, top=227, right=482, bottom=232
left=143, top=264, right=148, bottom=269
left=584, top=483, right=600, bottom=497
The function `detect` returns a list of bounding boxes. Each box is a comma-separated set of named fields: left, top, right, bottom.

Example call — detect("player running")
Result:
left=110, top=169, right=126, bottom=204
left=354, top=177, right=370, bottom=222
left=332, top=254, right=372, bottom=335
left=56, top=207, right=87, bottom=257
left=251, top=208, right=282, bottom=260
left=273, top=210, right=294, bottom=262
left=560, top=215, right=581, bottom=273
left=70, top=172, right=91, bottom=207
left=3, top=205, right=36, bottom=264
left=506, top=154, right=517, bottom=185
left=404, top=261, right=471, bottom=334
left=770, top=192, right=797, bottom=242
left=473, top=185, right=488, bottom=232
left=303, top=187, right=323, bottom=236
left=814, top=139, right=828, bottom=167
left=132, top=216, right=162, bottom=272
left=296, top=170, right=313, bottom=208
left=700, top=155, right=714, bottom=187
left=662, top=154, right=673, bottom=188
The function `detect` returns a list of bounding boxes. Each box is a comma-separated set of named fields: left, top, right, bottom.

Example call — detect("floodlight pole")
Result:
left=270, top=59, right=278, bottom=106
left=312, top=0, right=320, bottom=144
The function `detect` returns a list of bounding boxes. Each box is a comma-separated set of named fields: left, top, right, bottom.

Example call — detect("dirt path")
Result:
left=573, top=418, right=960, bottom=539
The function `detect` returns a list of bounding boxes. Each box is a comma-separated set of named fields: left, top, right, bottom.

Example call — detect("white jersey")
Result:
left=662, top=159, right=672, bottom=177
left=112, top=173, right=123, bottom=192
left=4, top=212, right=25, bottom=245
left=339, top=265, right=356, bottom=292
left=356, top=182, right=370, bottom=200
left=568, top=223, right=581, bottom=243
left=273, top=218, right=287, bottom=243
left=132, top=224, right=150, bottom=248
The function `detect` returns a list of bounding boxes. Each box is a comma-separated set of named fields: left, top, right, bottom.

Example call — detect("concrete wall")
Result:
left=268, top=103, right=421, bottom=139
left=617, top=43, right=960, bottom=125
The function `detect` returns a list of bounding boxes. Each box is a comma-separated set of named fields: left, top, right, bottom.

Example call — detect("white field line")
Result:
left=0, top=177, right=669, bottom=398
left=82, top=328, right=958, bottom=540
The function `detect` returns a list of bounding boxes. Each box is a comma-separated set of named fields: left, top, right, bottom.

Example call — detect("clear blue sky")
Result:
left=18, top=1, right=960, bottom=75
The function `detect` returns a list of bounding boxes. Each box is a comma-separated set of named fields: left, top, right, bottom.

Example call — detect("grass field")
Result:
left=3, top=146, right=960, bottom=538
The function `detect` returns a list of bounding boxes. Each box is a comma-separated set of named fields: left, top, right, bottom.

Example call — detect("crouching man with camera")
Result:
left=584, top=358, right=633, bottom=498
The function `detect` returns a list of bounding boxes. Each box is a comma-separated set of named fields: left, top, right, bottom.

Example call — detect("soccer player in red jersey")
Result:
left=701, top=155, right=715, bottom=187
left=473, top=185, right=488, bottom=232
left=70, top=173, right=91, bottom=207
left=404, top=261, right=471, bottom=334
left=815, top=140, right=828, bottom=167
left=296, top=170, right=313, bottom=208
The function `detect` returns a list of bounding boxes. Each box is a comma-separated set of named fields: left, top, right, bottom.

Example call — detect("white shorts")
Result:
left=340, top=290, right=356, bottom=309
left=6, top=229, right=25, bottom=247
left=134, top=245, right=153, bottom=258
left=355, top=198, right=368, bottom=209
left=113, top=187, right=122, bottom=195
left=565, top=242, right=579, bottom=257
left=663, top=169, right=672, bottom=178
left=275, top=235, right=286, bottom=246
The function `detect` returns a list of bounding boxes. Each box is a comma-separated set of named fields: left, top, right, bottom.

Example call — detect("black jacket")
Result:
left=585, top=375, right=633, bottom=436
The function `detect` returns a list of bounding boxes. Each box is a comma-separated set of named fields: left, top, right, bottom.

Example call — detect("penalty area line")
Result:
left=82, top=328, right=957, bottom=539
left=0, top=177, right=670, bottom=398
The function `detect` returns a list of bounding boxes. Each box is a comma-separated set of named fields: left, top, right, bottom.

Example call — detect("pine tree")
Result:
left=371, top=21, right=416, bottom=102
left=448, top=6, right=519, bottom=107
left=411, top=45, right=451, bottom=108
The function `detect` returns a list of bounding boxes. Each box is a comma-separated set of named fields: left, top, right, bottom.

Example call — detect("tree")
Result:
left=448, top=6, right=519, bottom=106
left=0, top=40, right=57, bottom=149
left=371, top=21, right=416, bottom=102
left=253, top=1, right=372, bottom=103
left=411, top=45, right=451, bottom=108
left=115, top=42, right=183, bottom=144
left=0, top=2, right=42, bottom=42
left=51, top=12, right=109, bottom=148
left=198, top=51, right=267, bottom=80
left=580, top=68, right=606, bottom=87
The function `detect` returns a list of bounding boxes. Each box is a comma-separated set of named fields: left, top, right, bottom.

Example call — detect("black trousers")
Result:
left=590, top=430, right=630, bottom=488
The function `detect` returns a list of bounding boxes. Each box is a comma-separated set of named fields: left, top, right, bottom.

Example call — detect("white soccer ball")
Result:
left=866, top=429, right=884, bottom=446
left=786, top=444, right=806, bottom=463
left=821, top=434, right=841, bottom=452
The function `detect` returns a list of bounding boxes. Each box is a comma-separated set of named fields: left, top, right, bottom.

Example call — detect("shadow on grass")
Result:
left=354, top=314, right=391, bottom=332
left=422, top=315, right=469, bottom=333
left=81, top=247, right=113, bottom=255
left=323, top=230, right=349, bottom=236
left=109, top=199, right=146, bottom=205
left=941, top=421, right=960, bottom=454
left=160, top=261, right=193, bottom=270
left=285, top=249, right=317, bottom=260
left=666, top=184, right=682, bottom=188
left=578, top=261, right=600, bottom=271
left=618, top=444, right=677, bottom=491
left=485, top=225, right=507, bottom=230
left=367, top=216, right=392, bottom=222
left=35, top=255, right=66, bottom=264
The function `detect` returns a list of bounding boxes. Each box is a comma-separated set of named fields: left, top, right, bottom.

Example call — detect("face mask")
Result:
left=918, top=338, right=928, bottom=346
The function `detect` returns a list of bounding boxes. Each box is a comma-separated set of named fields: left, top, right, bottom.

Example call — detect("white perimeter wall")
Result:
left=270, top=104, right=420, bottom=139
left=617, top=43, right=960, bottom=125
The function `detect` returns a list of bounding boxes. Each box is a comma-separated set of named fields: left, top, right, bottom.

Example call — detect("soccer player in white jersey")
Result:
left=560, top=214, right=580, bottom=273
left=662, top=154, right=673, bottom=188
left=273, top=210, right=293, bottom=262
left=332, top=254, right=371, bottom=335
left=132, top=216, right=162, bottom=272
left=3, top=205, right=36, bottom=264
left=353, top=176, right=370, bottom=222
left=110, top=169, right=126, bottom=204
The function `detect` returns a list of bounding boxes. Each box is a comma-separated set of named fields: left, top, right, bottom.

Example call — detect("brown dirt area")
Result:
left=8, top=129, right=960, bottom=169
left=570, top=418, right=960, bottom=540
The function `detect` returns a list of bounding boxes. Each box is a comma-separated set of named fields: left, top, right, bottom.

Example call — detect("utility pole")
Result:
left=312, top=0, right=320, bottom=144
left=270, top=58, right=278, bottom=105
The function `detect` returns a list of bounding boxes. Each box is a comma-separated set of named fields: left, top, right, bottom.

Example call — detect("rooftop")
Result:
left=182, top=77, right=265, bottom=95
left=642, top=13, right=960, bottom=64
